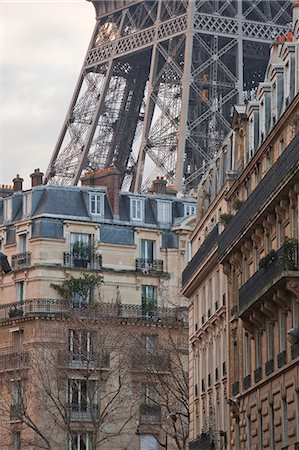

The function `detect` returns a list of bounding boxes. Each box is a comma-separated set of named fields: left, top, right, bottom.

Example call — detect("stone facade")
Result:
left=183, top=3, right=299, bottom=449
left=0, top=177, right=195, bottom=450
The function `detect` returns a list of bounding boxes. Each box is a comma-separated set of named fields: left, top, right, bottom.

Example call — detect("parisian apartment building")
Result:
left=183, top=2, right=299, bottom=450
left=0, top=169, right=196, bottom=450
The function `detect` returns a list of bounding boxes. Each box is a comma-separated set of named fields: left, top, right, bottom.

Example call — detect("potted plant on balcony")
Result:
left=72, top=241, right=93, bottom=268
left=279, top=237, right=298, bottom=270
left=219, top=213, right=233, bottom=227
left=51, top=273, right=103, bottom=308
left=259, top=249, right=276, bottom=269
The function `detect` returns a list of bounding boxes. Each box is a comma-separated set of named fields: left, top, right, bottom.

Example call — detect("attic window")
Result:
left=184, top=203, right=196, bottom=217
left=130, top=197, right=144, bottom=221
left=157, top=200, right=172, bottom=223
left=23, top=192, right=32, bottom=217
left=89, top=193, right=104, bottom=216
left=3, top=197, right=12, bottom=222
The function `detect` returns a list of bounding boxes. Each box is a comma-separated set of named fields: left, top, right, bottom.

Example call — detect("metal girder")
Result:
left=46, top=0, right=292, bottom=191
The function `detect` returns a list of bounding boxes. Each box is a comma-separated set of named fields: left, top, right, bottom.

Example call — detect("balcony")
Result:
left=136, top=258, right=164, bottom=274
left=0, top=299, right=187, bottom=326
left=58, top=351, right=110, bottom=370
left=0, top=352, right=29, bottom=372
left=218, top=134, right=299, bottom=258
left=131, top=353, right=170, bottom=372
left=239, top=243, right=299, bottom=317
left=66, top=403, right=99, bottom=421
left=63, top=252, right=102, bottom=270
left=139, top=404, right=161, bottom=424
left=11, top=252, right=31, bottom=270
left=182, top=224, right=219, bottom=287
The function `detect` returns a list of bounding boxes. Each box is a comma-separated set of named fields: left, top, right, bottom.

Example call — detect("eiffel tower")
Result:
left=45, top=0, right=291, bottom=192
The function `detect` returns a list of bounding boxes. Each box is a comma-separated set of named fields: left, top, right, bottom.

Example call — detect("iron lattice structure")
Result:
left=45, top=0, right=291, bottom=192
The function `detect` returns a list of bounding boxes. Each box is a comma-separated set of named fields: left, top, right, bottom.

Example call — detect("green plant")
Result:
left=232, top=198, right=244, bottom=211
left=280, top=237, right=298, bottom=270
left=219, top=213, right=234, bottom=226
left=72, top=241, right=93, bottom=260
left=9, top=307, right=24, bottom=318
left=51, top=273, right=103, bottom=301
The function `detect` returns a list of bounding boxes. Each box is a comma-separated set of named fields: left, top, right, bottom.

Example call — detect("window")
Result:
left=141, top=240, right=154, bottom=260
left=11, top=431, right=20, bottom=450
left=157, top=200, right=171, bottom=223
left=141, top=383, right=159, bottom=406
left=69, top=432, right=92, bottom=450
left=18, top=234, right=27, bottom=253
left=244, top=332, right=251, bottom=376
left=11, top=379, right=23, bottom=420
left=69, top=330, right=94, bottom=361
left=254, top=330, right=262, bottom=369
left=142, top=335, right=158, bottom=354
left=130, top=197, right=144, bottom=221
left=296, top=391, right=299, bottom=442
left=140, top=435, right=157, bottom=450
left=11, top=329, right=24, bottom=353
left=68, top=379, right=97, bottom=414
left=16, top=281, right=25, bottom=304
left=89, top=193, right=104, bottom=216
left=141, top=286, right=157, bottom=309
left=292, top=297, right=299, bottom=328
left=4, top=197, right=12, bottom=222
left=184, top=203, right=196, bottom=217
left=267, top=320, right=274, bottom=361
left=279, top=310, right=287, bottom=352
left=22, top=193, right=31, bottom=217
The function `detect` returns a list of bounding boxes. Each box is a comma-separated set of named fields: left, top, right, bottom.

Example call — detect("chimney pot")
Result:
left=13, top=174, right=23, bottom=192
left=30, top=168, right=44, bottom=187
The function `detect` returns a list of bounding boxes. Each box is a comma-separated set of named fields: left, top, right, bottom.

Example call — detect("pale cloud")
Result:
left=1, top=1, right=95, bottom=188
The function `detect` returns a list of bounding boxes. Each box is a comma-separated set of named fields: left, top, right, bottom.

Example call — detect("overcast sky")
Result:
left=1, top=0, right=95, bottom=189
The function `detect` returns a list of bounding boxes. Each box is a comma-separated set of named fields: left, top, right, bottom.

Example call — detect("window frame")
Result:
left=130, top=197, right=144, bottom=221
left=89, top=192, right=104, bottom=217
left=184, top=203, right=196, bottom=217
left=157, top=200, right=172, bottom=223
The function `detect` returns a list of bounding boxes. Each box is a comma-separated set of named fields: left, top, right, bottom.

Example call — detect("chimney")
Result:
left=151, top=177, right=167, bottom=195
left=30, top=168, right=44, bottom=187
left=13, top=174, right=23, bottom=192
left=81, top=167, right=120, bottom=218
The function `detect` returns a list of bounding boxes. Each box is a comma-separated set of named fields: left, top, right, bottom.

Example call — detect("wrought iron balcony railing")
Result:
left=182, top=224, right=219, bottom=287
left=63, top=252, right=102, bottom=270
left=136, top=258, right=164, bottom=273
left=239, top=243, right=298, bottom=317
left=0, top=299, right=187, bottom=326
left=0, top=352, right=29, bottom=372
left=139, top=404, right=161, bottom=424
left=219, top=134, right=299, bottom=257
left=11, top=252, right=31, bottom=270
left=131, top=353, right=171, bottom=372
left=58, top=351, right=110, bottom=370
left=66, top=403, right=99, bottom=421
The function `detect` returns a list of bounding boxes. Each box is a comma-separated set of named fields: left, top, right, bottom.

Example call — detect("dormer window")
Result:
left=184, top=203, right=196, bottom=217
left=157, top=200, right=172, bottom=223
left=3, top=197, right=12, bottom=222
left=89, top=193, right=104, bottom=217
left=23, top=192, right=32, bottom=217
left=130, top=197, right=144, bottom=221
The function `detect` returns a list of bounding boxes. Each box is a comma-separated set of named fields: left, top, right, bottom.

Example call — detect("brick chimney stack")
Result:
left=13, top=174, right=23, bottom=192
left=81, top=167, right=120, bottom=218
left=152, top=177, right=167, bottom=195
left=30, top=168, right=44, bottom=187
